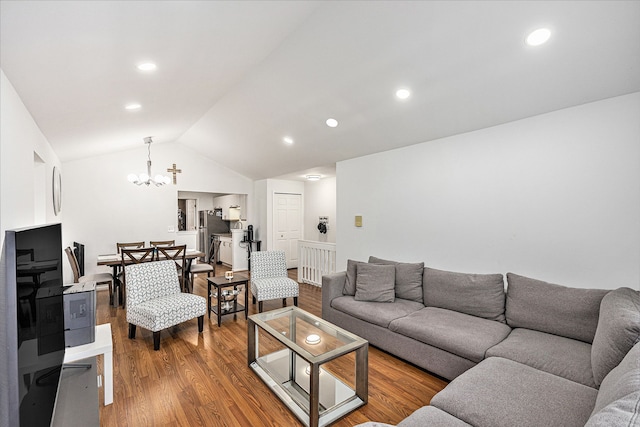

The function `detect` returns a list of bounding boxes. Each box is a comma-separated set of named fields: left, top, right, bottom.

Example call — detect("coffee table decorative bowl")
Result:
left=248, top=306, right=368, bottom=427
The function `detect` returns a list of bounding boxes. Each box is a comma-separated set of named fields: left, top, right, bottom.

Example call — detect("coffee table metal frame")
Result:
left=207, top=274, right=249, bottom=327
left=248, top=306, right=368, bottom=427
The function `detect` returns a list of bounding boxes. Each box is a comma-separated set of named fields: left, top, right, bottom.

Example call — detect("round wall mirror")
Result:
left=52, top=166, right=62, bottom=215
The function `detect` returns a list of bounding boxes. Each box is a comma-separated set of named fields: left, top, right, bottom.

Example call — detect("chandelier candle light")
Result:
left=127, top=137, right=172, bottom=186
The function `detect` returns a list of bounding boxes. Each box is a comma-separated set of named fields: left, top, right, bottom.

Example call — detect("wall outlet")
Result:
left=168, top=226, right=175, bottom=232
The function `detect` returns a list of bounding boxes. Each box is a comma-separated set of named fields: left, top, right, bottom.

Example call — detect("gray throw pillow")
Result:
left=591, top=287, right=640, bottom=386
left=369, top=256, right=424, bottom=303
left=505, top=273, right=609, bottom=343
left=343, top=259, right=366, bottom=296
left=423, top=267, right=506, bottom=322
left=354, top=263, right=396, bottom=303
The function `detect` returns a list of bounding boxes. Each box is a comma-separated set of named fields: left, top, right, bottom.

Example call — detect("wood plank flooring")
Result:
left=96, top=266, right=447, bottom=426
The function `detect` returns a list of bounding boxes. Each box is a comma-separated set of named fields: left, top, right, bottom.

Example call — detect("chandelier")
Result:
left=127, top=137, right=171, bottom=186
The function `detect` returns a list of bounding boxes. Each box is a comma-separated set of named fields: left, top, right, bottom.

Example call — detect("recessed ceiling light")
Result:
left=283, top=136, right=294, bottom=145
left=396, top=88, right=411, bottom=100
left=326, top=118, right=338, bottom=128
left=306, top=175, right=321, bottom=181
left=125, top=103, right=141, bottom=110
left=526, top=28, right=551, bottom=46
left=137, top=62, right=157, bottom=71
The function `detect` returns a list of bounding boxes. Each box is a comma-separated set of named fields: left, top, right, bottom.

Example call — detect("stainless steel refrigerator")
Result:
left=198, top=209, right=230, bottom=262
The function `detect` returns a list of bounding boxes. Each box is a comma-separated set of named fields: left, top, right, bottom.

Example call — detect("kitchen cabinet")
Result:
left=223, top=206, right=241, bottom=221
left=213, top=194, right=247, bottom=221
left=219, top=237, right=232, bottom=265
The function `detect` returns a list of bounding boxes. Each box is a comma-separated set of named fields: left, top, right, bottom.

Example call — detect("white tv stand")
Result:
left=63, top=323, right=113, bottom=405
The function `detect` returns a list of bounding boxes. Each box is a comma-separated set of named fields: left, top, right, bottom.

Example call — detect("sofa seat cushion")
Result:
left=397, top=406, right=472, bottom=427
left=486, top=328, right=596, bottom=388
left=388, top=307, right=511, bottom=363
left=331, top=296, right=424, bottom=328
left=431, top=357, right=598, bottom=427
left=127, top=293, right=207, bottom=332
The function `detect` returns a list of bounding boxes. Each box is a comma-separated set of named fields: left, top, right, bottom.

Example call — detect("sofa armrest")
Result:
left=322, top=271, right=346, bottom=319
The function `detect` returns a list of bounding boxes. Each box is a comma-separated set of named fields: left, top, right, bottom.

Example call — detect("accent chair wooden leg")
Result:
left=198, top=315, right=204, bottom=332
left=258, top=301, right=263, bottom=313
left=293, top=297, right=298, bottom=307
left=108, top=281, right=114, bottom=306
left=282, top=298, right=287, bottom=307
left=252, top=295, right=256, bottom=304
left=153, top=331, right=161, bottom=351
left=128, top=323, right=136, bottom=339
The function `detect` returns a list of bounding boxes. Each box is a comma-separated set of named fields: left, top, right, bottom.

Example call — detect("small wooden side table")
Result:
left=207, top=274, right=249, bottom=327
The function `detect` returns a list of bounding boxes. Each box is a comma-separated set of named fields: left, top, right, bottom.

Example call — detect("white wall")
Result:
left=337, top=93, right=640, bottom=290
left=0, top=70, right=62, bottom=238
left=304, top=177, right=336, bottom=243
left=63, top=142, right=253, bottom=281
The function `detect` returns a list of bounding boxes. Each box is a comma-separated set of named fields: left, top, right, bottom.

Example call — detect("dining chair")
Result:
left=120, top=247, right=156, bottom=307
left=150, top=240, right=175, bottom=247
left=125, top=260, right=206, bottom=351
left=250, top=250, right=299, bottom=313
left=189, top=262, right=214, bottom=292
left=156, top=245, right=188, bottom=292
left=115, top=242, right=146, bottom=295
left=117, top=241, right=145, bottom=253
left=65, top=246, right=116, bottom=305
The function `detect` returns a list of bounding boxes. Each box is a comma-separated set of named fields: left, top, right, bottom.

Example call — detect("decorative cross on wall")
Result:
left=167, top=164, right=182, bottom=185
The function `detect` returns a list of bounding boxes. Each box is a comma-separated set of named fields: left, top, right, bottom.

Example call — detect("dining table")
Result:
left=97, top=248, right=205, bottom=307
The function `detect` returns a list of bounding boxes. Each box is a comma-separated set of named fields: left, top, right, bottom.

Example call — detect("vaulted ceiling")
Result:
left=1, top=1, right=639, bottom=180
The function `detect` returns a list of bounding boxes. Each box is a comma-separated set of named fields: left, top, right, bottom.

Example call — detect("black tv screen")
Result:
left=3, top=223, right=65, bottom=427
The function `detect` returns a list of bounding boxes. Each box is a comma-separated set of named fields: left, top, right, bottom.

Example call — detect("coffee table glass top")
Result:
left=250, top=306, right=366, bottom=358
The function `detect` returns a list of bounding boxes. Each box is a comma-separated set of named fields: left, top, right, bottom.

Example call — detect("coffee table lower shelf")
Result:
left=250, top=349, right=365, bottom=427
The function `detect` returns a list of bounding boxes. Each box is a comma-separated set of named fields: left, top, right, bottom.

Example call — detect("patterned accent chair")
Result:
left=125, top=260, right=206, bottom=351
left=250, top=250, right=299, bottom=313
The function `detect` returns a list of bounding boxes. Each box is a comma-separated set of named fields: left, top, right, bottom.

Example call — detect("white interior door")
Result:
left=273, top=193, right=302, bottom=269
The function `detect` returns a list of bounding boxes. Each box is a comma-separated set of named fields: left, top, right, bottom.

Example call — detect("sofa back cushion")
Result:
left=423, top=267, right=506, bottom=323
left=591, top=287, right=640, bottom=386
left=505, top=273, right=608, bottom=343
left=587, top=342, right=640, bottom=426
left=354, top=263, right=396, bottom=302
left=369, top=256, right=424, bottom=303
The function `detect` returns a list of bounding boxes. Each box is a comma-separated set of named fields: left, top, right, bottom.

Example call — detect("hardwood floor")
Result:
left=96, top=266, right=447, bottom=426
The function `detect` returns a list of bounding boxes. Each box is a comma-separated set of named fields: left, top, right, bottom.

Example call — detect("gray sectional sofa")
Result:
left=321, top=256, right=640, bottom=427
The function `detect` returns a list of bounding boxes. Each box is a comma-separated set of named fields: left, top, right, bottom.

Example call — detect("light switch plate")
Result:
left=355, top=215, right=363, bottom=227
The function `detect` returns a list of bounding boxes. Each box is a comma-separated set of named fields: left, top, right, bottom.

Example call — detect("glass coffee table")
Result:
left=248, top=306, right=368, bottom=427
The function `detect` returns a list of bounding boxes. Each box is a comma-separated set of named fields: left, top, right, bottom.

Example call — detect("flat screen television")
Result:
left=1, top=223, right=65, bottom=427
